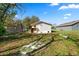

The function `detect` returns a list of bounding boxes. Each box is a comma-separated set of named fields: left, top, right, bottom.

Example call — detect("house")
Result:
left=29, top=21, right=52, bottom=34
left=56, top=20, right=79, bottom=30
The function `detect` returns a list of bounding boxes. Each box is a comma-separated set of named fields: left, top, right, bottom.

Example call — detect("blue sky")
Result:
left=16, top=3, right=79, bottom=25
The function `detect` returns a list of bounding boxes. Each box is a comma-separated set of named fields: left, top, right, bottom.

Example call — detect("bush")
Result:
left=0, top=23, right=6, bottom=36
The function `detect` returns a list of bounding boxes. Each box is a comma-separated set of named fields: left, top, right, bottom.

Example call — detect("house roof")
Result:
left=30, top=21, right=52, bottom=26
left=57, top=20, right=79, bottom=27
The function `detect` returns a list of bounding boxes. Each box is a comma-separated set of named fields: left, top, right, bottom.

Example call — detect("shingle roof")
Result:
left=57, top=20, right=79, bottom=27
left=31, top=21, right=52, bottom=26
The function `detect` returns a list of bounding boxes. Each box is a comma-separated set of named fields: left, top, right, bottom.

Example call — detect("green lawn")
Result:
left=0, top=30, right=79, bottom=56
left=31, top=30, right=79, bottom=56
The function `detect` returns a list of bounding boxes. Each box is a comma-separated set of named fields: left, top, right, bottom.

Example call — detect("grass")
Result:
left=1, top=30, right=79, bottom=56
left=33, top=40, right=79, bottom=56
left=58, top=30, right=79, bottom=40
left=0, top=34, right=43, bottom=55
left=31, top=30, right=79, bottom=56
left=0, top=48, right=20, bottom=56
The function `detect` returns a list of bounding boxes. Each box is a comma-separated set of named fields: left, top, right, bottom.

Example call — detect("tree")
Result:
left=23, top=16, right=40, bottom=31
left=23, top=16, right=31, bottom=31
left=0, top=23, right=6, bottom=36
left=4, top=14, right=15, bottom=27
left=31, top=16, right=39, bottom=24
left=0, top=3, right=17, bottom=36
left=0, top=4, right=16, bottom=23
left=0, top=3, right=23, bottom=24
left=23, top=17, right=31, bottom=26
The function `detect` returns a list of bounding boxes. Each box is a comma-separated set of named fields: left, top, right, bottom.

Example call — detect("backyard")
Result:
left=1, top=3, right=79, bottom=56
left=0, top=30, right=79, bottom=56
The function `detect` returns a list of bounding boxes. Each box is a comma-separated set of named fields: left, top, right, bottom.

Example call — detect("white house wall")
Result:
left=35, top=23, right=52, bottom=33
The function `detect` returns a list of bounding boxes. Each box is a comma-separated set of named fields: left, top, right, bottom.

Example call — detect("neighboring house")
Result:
left=30, top=21, right=52, bottom=34
left=56, top=20, right=79, bottom=30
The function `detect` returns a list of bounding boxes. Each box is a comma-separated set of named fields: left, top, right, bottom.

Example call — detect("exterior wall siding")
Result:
left=72, top=23, right=79, bottom=30
left=34, top=23, right=51, bottom=33
left=56, top=26, right=72, bottom=30
left=57, top=23, right=79, bottom=30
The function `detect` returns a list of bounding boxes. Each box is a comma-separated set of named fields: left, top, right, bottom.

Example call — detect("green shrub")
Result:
left=0, top=24, right=6, bottom=36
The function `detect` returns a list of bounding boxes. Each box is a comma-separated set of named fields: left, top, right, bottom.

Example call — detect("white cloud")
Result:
left=64, top=16, right=69, bottom=19
left=63, top=13, right=71, bottom=19
left=59, top=4, right=79, bottom=10
left=64, top=13, right=71, bottom=16
left=49, top=3, right=59, bottom=6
